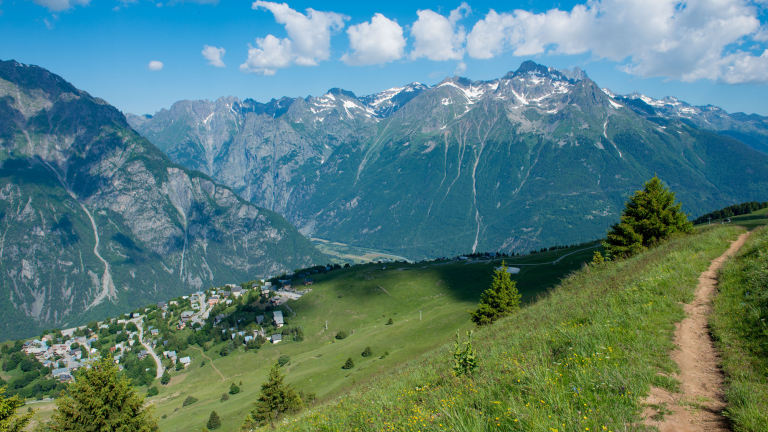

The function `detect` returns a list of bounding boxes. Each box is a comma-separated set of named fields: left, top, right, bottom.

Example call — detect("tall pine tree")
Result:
left=46, top=356, right=158, bottom=431
left=470, top=262, right=522, bottom=325
left=240, top=363, right=303, bottom=429
left=605, top=176, right=692, bottom=257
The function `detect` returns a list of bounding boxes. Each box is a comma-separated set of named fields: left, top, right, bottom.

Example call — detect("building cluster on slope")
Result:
left=21, top=322, right=142, bottom=383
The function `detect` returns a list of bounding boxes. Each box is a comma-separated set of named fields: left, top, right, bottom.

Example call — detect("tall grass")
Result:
left=711, top=226, right=768, bottom=432
left=262, top=226, right=743, bottom=432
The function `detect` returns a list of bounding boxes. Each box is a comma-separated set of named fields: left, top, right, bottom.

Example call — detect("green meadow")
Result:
left=266, top=226, right=744, bottom=432
left=695, top=207, right=768, bottom=230
left=15, top=245, right=595, bottom=431
left=711, top=226, right=768, bottom=431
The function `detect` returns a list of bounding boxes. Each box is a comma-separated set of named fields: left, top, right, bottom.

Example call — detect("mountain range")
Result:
left=0, top=60, right=325, bottom=340
left=127, top=60, right=768, bottom=259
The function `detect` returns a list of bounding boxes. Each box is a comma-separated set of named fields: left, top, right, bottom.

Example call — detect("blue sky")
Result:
left=2, top=0, right=768, bottom=116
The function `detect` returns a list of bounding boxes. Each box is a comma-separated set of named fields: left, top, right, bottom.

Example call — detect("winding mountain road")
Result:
left=132, top=318, right=164, bottom=379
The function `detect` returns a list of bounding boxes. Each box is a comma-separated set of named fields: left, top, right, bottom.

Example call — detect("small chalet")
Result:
left=181, top=311, right=195, bottom=322
left=232, top=287, right=243, bottom=297
left=271, top=334, right=282, bottom=344
left=179, top=356, right=191, bottom=366
left=273, top=311, right=284, bottom=328
left=303, top=279, right=314, bottom=286
left=157, top=302, right=167, bottom=310
left=256, top=315, right=265, bottom=325
left=208, top=295, right=220, bottom=306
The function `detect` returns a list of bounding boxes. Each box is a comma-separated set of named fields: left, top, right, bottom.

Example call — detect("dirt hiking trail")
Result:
left=643, top=231, right=751, bottom=431
left=190, top=345, right=225, bottom=381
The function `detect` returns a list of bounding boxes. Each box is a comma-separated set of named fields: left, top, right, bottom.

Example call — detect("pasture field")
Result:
left=695, top=207, right=768, bottom=230
left=265, top=226, right=744, bottom=432
left=144, top=245, right=599, bottom=431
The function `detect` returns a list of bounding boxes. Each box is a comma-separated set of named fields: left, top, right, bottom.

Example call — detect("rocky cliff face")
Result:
left=0, top=60, right=326, bottom=340
left=128, top=61, right=768, bottom=260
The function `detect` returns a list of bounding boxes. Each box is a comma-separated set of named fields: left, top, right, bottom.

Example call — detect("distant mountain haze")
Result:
left=128, top=60, right=768, bottom=260
left=0, top=59, right=326, bottom=341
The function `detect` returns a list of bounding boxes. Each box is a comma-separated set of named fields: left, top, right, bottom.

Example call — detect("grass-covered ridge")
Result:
left=711, top=226, right=768, bottom=431
left=271, top=226, right=744, bottom=431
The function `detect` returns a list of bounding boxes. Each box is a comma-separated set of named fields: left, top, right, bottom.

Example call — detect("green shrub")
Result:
left=147, top=386, right=159, bottom=397
left=278, top=355, right=290, bottom=367
left=335, top=331, right=348, bottom=340
left=182, top=396, right=198, bottom=407
left=220, top=393, right=229, bottom=402
left=229, top=383, right=240, bottom=395
left=361, top=347, right=373, bottom=357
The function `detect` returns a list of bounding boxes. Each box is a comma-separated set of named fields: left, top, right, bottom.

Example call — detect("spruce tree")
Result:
left=361, top=347, right=373, bottom=357
left=206, top=411, right=221, bottom=430
left=241, top=363, right=303, bottom=429
left=0, top=386, right=34, bottom=432
left=229, top=382, right=240, bottom=395
left=470, top=262, right=522, bottom=325
left=342, top=357, right=355, bottom=369
left=605, top=176, right=692, bottom=257
left=48, top=357, right=158, bottom=431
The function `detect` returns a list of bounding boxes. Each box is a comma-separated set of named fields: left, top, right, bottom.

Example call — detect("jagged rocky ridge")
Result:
left=128, top=61, right=768, bottom=259
left=0, top=60, right=326, bottom=340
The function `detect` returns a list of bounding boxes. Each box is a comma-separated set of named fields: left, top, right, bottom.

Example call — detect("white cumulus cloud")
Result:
left=148, top=60, right=164, bottom=71
left=241, top=1, right=348, bottom=74
left=342, top=13, right=406, bottom=66
left=410, top=2, right=471, bottom=61
left=240, top=35, right=292, bottom=75
left=202, top=45, right=226, bottom=67
left=465, top=0, right=768, bottom=84
left=32, top=0, right=89, bottom=12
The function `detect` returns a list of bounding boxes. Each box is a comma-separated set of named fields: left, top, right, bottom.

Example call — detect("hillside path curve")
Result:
left=190, top=345, right=225, bottom=381
left=643, top=231, right=751, bottom=431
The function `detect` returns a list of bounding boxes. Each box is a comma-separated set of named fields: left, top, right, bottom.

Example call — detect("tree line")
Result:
left=693, top=201, right=768, bottom=224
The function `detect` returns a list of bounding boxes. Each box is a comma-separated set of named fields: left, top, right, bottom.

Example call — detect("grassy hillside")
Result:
left=22, top=244, right=599, bottom=431
left=695, top=207, right=768, bottom=230
left=255, top=226, right=744, bottom=431
left=711, top=226, right=768, bottom=431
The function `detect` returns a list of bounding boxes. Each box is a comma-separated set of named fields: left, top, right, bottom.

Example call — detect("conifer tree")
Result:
left=470, top=262, right=522, bottom=325
left=229, top=382, right=240, bottom=395
left=0, top=386, right=33, bottom=432
left=48, top=356, right=158, bottom=431
left=206, top=411, right=221, bottom=430
left=342, top=357, right=355, bottom=369
left=240, top=363, right=303, bottom=429
left=160, top=370, right=171, bottom=385
left=605, top=176, right=692, bottom=257
left=361, top=347, right=373, bottom=357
